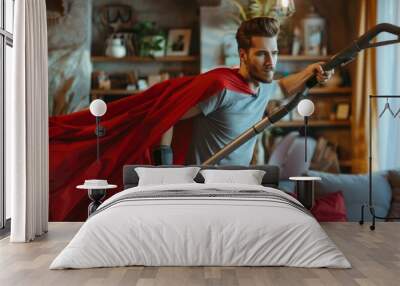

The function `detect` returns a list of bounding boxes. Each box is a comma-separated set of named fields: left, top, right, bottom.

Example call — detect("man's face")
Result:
left=240, top=36, right=278, bottom=83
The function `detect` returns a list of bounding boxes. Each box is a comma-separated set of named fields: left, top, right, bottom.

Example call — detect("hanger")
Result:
left=379, top=98, right=395, bottom=118
left=394, top=105, right=400, bottom=118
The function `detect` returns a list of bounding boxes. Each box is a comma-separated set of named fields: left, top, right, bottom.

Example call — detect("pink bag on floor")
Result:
left=311, top=191, right=348, bottom=222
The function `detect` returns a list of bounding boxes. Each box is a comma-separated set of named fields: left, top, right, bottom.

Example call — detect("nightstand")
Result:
left=289, top=176, right=321, bottom=210
left=77, top=180, right=117, bottom=216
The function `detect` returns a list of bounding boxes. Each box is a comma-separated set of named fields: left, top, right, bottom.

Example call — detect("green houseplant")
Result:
left=133, top=21, right=166, bottom=57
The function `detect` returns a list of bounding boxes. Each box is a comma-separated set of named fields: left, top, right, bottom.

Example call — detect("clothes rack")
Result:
left=359, top=95, right=400, bottom=230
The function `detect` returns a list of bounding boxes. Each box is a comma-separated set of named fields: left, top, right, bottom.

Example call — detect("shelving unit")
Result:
left=91, top=55, right=200, bottom=101
left=90, top=89, right=140, bottom=100
left=274, top=120, right=350, bottom=128
left=92, top=55, right=199, bottom=63
left=278, top=55, right=331, bottom=62
left=308, top=87, right=352, bottom=94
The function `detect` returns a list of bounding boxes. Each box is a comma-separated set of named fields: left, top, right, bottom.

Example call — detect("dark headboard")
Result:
left=123, top=165, right=280, bottom=189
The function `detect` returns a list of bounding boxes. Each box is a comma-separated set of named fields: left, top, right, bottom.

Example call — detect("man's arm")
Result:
left=278, top=63, right=333, bottom=97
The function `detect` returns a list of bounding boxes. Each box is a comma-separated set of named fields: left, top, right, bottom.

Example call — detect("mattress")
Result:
left=50, top=183, right=351, bottom=269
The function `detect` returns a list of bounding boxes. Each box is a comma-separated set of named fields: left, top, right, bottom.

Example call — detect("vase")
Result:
left=105, top=37, right=127, bottom=58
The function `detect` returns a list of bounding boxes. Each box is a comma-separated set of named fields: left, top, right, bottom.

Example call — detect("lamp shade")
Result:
left=297, top=99, right=315, bottom=117
left=89, top=99, right=107, bottom=117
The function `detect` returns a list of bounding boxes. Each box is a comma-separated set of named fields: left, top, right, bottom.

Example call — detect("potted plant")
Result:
left=133, top=21, right=166, bottom=57
left=228, top=0, right=295, bottom=24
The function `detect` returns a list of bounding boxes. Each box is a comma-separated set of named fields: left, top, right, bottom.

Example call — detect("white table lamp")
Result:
left=89, top=99, right=107, bottom=161
left=297, top=99, right=315, bottom=162
left=90, top=99, right=107, bottom=117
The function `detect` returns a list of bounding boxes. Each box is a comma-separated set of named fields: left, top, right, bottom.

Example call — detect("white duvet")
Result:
left=50, top=183, right=351, bottom=269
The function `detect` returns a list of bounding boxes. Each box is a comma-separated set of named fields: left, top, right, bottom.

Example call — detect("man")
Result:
left=153, top=17, right=332, bottom=165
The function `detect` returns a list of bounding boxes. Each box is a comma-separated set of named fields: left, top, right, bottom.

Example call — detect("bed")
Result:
left=50, top=165, right=351, bottom=269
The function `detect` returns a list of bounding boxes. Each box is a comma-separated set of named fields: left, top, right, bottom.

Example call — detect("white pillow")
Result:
left=135, top=167, right=201, bottom=186
left=200, top=169, right=266, bottom=185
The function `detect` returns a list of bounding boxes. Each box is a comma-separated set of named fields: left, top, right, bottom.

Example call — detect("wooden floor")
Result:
left=0, top=222, right=399, bottom=286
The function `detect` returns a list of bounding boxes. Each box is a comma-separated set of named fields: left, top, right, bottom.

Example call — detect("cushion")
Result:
left=386, top=187, right=400, bottom=221
left=278, top=179, right=296, bottom=194
left=268, top=131, right=298, bottom=171
left=135, top=167, right=200, bottom=186
left=280, top=137, right=316, bottom=179
left=386, top=170, right=400, bottom=220
left=268, top=132, right=316, bottom=179
left=388, top=169, right=400, bottom=188
left=311, top=191, right=347, bottom=222
left=307, top=170, right=392, bottom=221
left=123, top=165, right=280, bottom=189
left=200, top=169, right=266, bottom=185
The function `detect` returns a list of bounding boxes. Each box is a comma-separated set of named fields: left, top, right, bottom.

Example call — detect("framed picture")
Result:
left=335, top=103, right=350, bottom=120
left=166, top=29, right=191, bottom=56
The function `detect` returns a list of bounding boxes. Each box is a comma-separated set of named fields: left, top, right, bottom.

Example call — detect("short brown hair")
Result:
left=236, top=17, right=280, bottom=50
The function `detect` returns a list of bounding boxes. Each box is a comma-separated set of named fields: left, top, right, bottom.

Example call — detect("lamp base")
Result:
left=87, top=189, right=106, bottom=216
left=95, top=125, right=106, bottom=137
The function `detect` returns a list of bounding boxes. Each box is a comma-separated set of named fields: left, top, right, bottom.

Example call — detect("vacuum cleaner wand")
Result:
left=202, top=23, right=400, bottom=166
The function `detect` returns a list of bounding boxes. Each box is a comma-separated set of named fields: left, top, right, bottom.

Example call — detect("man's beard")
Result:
left=247, top=63, right=274, bottom=84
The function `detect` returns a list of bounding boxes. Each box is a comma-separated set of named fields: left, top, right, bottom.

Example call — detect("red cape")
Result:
left=50, top=67, right=254, bottom=221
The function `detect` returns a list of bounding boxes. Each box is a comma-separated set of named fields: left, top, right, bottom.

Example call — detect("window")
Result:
left=1, top=0, right=14, bottom=230
left=377, top=0, right=400, bottom=170
left=5, top=0, right=13, bottom=34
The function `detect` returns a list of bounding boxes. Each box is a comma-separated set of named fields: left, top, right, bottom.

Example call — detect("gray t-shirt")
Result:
left=186, top=81, right=284, bottom=165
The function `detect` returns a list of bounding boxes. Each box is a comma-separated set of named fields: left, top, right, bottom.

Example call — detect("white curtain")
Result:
left=7, top=0, right=49, bottom=242
left=376, top=0, right=400, bottom=170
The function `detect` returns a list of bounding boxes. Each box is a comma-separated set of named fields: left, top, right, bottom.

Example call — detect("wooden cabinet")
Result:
left=92, top=56, right=199, bottom=63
